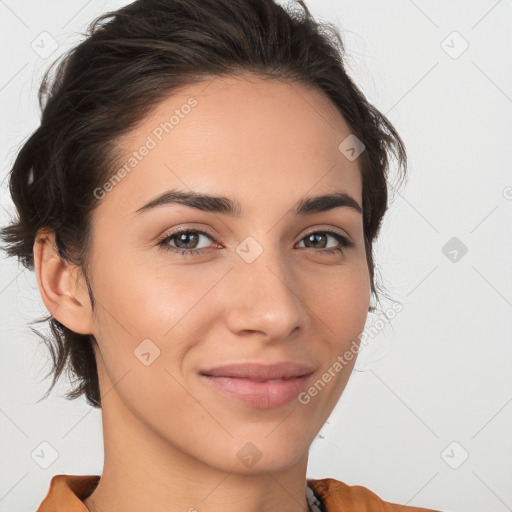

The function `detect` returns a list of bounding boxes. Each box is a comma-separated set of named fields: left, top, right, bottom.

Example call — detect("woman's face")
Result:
left=85, top=74, right=370, bottom=473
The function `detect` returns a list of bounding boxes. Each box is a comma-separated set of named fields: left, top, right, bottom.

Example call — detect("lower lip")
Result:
left=200, top=374, right=312, bottom=409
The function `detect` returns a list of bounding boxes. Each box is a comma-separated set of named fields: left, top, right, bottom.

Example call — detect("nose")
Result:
left=222, top=244, right=312, bottom=342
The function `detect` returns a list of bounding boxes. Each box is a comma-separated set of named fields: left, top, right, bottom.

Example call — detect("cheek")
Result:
left=305, top=263, right=371, bottom=340
left=91, top=250, right=220, bottom=339
left=297, top=267, right=370, bottom=414
left=89, top=254, right=202, bottom=420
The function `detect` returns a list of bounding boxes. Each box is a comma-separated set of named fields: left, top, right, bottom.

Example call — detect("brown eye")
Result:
left=297, top=230, right=353, bottom=253
left=173, top=232, right=201, bottom=249
left=157, top=229, right=216, bottom=256
left=303, top=232, right=329, bottom=249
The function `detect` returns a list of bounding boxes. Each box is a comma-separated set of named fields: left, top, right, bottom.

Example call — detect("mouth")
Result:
left=200, top=361, right=315, bottom=380
left=199, top=361, right=315, bottom=409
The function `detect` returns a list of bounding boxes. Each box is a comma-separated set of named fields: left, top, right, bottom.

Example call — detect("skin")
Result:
left=33, top=73, right=371, bottom=512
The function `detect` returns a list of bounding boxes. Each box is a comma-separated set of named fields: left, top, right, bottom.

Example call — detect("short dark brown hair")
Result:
left=1, top=0, right=406, bottom=408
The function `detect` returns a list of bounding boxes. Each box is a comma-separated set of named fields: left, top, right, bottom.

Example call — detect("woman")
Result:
left=1, top=0, right=440, bottom=510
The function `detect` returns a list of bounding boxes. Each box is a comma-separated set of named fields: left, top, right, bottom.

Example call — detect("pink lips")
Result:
left=199, top=362, right=315, bottom=409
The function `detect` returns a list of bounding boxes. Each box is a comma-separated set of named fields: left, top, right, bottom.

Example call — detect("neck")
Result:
left=84, top=377, right=311, bottom=512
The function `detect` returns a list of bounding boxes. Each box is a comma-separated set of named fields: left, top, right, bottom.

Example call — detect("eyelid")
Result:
left=300, top=225, right=351, bottom=241
left=156, top=225, right=218, bottom=246
left=156, top=229, right=218, bottom=259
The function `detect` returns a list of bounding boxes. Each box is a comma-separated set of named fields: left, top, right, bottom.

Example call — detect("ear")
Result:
left=32, top=228, right=94, bottom=335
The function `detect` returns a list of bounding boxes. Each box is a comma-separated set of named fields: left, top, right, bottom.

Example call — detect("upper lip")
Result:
left=199, top=362, right=315, bottom=381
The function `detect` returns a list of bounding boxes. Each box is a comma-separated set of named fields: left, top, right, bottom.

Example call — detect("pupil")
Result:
left=308, top=233, right=325, bottom=248
left=179, top=233, right=197, bottom=248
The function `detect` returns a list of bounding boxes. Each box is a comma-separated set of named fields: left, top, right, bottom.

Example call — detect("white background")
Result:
left=1, top=1, right=511, bottom=511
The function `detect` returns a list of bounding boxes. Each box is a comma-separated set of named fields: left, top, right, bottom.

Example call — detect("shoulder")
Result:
left=307, top=477, right=442, bottom=512
left=37, top=474, right=100, bottom=512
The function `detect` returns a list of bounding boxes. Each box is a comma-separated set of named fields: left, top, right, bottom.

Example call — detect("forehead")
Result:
left=96, top=73, right=363, bottom=218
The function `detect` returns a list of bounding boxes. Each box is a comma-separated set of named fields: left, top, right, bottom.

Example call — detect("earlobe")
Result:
left=32, top=228, right=94, bottom=335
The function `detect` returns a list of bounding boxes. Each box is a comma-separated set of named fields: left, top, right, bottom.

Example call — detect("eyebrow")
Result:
left=134, top=189, right=362, bottom=216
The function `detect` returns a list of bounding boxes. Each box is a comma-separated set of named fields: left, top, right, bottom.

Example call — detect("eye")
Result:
left=157, top=229, right=217, bottom=257
left=296, top=229, right=354, bottom=255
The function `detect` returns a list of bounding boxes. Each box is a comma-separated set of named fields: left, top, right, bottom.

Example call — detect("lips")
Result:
left=199, top=361, right=315, bottom=381
left=199, top=362, right=316, bottom=409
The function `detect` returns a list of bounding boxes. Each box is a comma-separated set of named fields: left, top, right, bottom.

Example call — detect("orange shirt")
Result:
left=36, top=474, right=441, bottom=511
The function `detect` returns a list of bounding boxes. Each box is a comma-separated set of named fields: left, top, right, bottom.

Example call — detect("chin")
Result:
left=199, top=432, right=312, bottom=475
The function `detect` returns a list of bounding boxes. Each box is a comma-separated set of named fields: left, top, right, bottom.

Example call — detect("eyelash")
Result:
left=156, top=228, right=354, bottom=257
